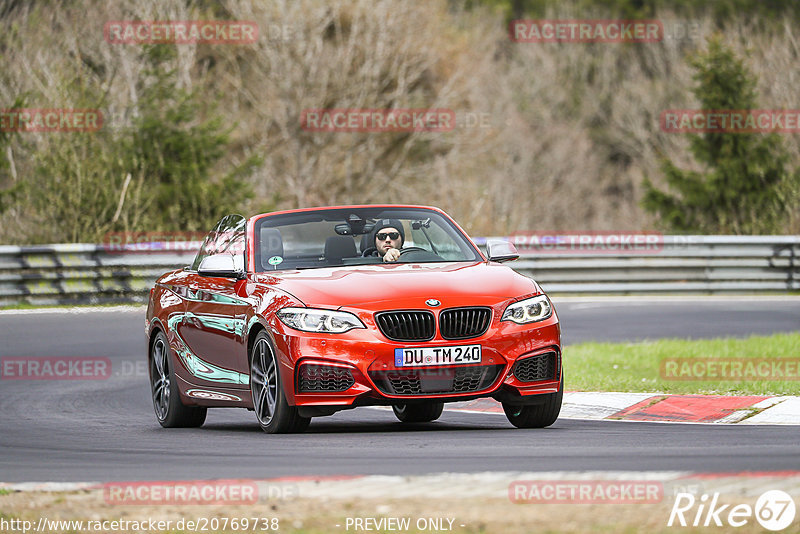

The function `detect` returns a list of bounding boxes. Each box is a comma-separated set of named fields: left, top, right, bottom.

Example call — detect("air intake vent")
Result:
left=297, top=364, right=355, bottom=392
left=369, top=365, right=503, bottom=396
left=513, top=352, right=557, bottom=382
left=375, top=310, right=435, bottom=342
left=439, top=307, right=491, bottom=340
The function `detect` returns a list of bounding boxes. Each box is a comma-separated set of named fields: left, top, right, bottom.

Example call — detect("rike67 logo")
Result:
left=669, top=490, right=796, bottom=531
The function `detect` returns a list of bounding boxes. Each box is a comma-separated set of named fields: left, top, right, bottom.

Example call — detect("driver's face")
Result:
left=375, top=227, right=402, bottom=253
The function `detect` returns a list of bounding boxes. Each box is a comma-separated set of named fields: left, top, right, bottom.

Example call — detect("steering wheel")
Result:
left=363, top=246, right=440, bottom=261
left=398, top=247, right=428, bottom=256
left=397, top=247, right=442, bottom=262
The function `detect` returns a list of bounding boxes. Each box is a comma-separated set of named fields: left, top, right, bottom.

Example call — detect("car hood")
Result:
left=253, top=262, right=539, bottom=309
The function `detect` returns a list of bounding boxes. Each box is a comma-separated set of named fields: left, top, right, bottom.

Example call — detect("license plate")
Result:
left=394, top=345, right=481, bottom=367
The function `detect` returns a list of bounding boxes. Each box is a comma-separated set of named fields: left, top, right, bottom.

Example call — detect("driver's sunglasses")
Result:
left=376, top=232, right=400, bottom=241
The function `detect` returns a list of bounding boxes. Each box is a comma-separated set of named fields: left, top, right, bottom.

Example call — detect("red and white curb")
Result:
left=447, top=392, right=800, bottom=424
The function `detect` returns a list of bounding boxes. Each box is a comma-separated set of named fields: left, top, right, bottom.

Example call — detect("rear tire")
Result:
left=149, top=331, right=207, bottom=428
left=250, top=331, right=311, bottom=434
left=392, top=402, right=444, bottom=423
left=502, top=375, right=563, bottom=429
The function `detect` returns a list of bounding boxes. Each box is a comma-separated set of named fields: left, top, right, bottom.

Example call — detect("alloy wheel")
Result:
left=151, top=337, right=170, bottom=421
left=251, top=337, right=278, bottom=425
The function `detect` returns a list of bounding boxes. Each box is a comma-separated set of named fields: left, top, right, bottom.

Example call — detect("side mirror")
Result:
left=486, top=239, right=519, bottom=263
left=198, top=254, right=245, bottom=279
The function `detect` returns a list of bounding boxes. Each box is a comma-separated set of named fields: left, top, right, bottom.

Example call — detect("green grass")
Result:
left=565, top=332, right=800, bottom=395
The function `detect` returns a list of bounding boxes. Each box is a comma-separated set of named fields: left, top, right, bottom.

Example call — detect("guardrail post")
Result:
left=768, top=243, right=798, bottom=291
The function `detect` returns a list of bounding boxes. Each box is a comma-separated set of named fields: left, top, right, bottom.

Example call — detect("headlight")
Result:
left=277, top=307, right=365, bottom=333
left=501, top=295, right=552, bottom=324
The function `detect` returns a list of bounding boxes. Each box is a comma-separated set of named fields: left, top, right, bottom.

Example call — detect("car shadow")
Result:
left=198, top=419, right=570, bottom=434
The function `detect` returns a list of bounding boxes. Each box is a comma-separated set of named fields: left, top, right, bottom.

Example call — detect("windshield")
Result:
left=252, top=207, right=481, bottom=272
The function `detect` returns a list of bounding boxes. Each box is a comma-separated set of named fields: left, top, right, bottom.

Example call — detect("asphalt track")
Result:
left=0, top=298, right=798, bottom=483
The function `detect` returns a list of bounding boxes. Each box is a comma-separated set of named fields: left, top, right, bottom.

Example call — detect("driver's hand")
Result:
left=383, top=248, right=401, bottom=262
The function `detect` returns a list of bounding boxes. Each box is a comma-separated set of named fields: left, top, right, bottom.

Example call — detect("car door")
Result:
left=177, top=215, right=250, bottom=389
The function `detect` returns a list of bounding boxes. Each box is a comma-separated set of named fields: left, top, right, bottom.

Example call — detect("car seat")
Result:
left=324, top=236, right=357, bottom=264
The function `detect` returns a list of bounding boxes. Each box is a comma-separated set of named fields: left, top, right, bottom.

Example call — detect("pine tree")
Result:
left=643, top=36, right=799, bottom=234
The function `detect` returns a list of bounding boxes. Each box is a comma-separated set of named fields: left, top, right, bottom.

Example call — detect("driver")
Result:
left=371, top=218, right=405, bottom=262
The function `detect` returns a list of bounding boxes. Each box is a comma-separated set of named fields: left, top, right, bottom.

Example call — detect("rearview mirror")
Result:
left=486, top=239, right=519, bottom=263
left=198, top=254, right=245, bottom=279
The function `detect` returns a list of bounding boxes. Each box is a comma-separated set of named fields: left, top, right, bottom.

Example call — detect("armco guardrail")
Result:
left=475, top=235, right=800, bottom=294
left=0, top=244, right=197, bottom=306
left=0, top=236, right=798, bottom=306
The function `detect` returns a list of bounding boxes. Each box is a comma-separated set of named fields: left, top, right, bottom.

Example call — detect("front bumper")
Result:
left=272, top=315, right=561, bottom=408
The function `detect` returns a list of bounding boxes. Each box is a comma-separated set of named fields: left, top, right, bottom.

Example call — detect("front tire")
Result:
left=149, top=331, right=206, bottom=428
left=392, top=402, right=444, bottom=423
left=250, top=331, right=310, bottom=434
left=502, top=375, right=563, bottom=429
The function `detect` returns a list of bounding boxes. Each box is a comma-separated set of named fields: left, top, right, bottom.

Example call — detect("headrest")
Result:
left=324, top=236, right=357, bottom=262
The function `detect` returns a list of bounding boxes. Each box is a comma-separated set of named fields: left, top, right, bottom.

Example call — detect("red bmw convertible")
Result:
left=145, top=205, right=562, bottom=433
